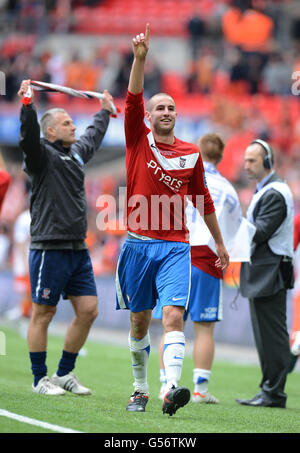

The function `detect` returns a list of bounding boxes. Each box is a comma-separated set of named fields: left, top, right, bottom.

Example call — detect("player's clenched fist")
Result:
left=132, top=23, right=150, bottom=59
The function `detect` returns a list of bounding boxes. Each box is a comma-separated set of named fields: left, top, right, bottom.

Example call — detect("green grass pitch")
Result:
left=0, top=325, right=300, bottom=434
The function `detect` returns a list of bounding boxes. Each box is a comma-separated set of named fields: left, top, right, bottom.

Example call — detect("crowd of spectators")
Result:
left=0, top=0, right=300, bottom=279
left=1, top=0, right=300, bottom=100
left=0, top=165, right=127, bottom=277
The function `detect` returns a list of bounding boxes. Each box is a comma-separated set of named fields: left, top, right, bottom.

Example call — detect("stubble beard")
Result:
left=153, top=120, right=175, bottom=137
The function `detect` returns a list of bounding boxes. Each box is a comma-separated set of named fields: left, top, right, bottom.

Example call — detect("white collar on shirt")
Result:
left=256, top=170, right=275, bottom=192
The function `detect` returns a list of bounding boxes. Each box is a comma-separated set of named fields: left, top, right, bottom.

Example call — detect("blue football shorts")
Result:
left=153, top=264, right=223, bottom=322
left=29, top=249, right=97, bottom=306
left=116, top=237, right=191, bottom=313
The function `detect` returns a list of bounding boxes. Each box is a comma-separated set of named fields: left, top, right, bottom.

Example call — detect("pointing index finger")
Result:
left=145, top=23, right=150, bottom=41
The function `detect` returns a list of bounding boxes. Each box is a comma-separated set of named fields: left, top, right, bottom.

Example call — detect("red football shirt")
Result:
left=191, top=245, right=223, bottom=279
left=0, top=170, right=10, bottom=213
left=124, top=90, right=215, bottom=242
left=294, top=213, right=300, bottom=251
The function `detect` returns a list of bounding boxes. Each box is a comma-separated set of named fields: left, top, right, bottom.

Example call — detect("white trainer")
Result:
left=291, top=331, right=300, bottom=356
left=32, top=376, right=66, bottom=395
left=192, top=391, right=219, bottom=404
left=51, top=372, right=92, bottom=395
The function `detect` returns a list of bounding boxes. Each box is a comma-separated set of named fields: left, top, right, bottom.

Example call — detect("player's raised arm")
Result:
left=128, top=23, right=150, bottom=94
left=18, top=80, right=46, bottom=174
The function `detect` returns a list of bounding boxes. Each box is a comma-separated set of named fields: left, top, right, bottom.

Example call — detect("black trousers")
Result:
left=249, top=289, right=290, bottom=404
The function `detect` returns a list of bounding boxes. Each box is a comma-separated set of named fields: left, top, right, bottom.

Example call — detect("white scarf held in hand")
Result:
left=21, top=80, right=120, bottom=117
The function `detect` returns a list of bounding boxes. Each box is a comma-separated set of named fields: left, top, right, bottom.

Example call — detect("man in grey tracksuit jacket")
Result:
left=18, top=79, right=114, bottom=396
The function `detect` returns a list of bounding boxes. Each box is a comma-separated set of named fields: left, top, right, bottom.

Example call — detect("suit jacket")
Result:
left=240, top=173, right=288, bottom=298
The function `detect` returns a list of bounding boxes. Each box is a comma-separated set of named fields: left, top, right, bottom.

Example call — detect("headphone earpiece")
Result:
left=251, top=139, right=273, bottom=169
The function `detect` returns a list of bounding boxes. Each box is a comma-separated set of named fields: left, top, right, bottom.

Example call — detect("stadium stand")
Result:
left=0, top=0, right=299, bottom=291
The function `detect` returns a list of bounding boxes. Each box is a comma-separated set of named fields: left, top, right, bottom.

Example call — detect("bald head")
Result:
left=145, top=93, right=177, bottom=139
left=146, top=93, right=175, bottom=113
left=244, top=142, right=273, bottom=182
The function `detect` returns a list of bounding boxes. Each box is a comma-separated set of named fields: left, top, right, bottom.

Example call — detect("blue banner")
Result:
left=0, top=112, right=212, bottom=146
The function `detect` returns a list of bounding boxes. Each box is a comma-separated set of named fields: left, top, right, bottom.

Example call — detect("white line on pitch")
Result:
left=0, top=409, right=84, bottom=433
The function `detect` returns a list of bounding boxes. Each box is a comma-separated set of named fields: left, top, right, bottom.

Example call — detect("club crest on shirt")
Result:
left=42, top=288, right=51, bottom=299
left=179, top=157, right=186, bottom=168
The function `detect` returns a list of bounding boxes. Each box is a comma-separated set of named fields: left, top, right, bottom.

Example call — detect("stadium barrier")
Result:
left=0, top=271, right=293, bottom=347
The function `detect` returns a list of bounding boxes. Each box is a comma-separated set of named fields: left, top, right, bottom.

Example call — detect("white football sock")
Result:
left=160, top=368, right=167, bottom=384
left=193, top=368, right=211, bottom=394
left=128, top=332, right=150, bottom=394
left=163, top=331, right=185, bottom=389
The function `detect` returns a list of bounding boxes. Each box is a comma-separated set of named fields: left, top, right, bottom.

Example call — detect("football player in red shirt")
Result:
left=116, top=24, right=229, bottom=416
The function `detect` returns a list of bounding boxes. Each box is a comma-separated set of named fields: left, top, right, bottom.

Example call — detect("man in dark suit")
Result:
left=236, top=139, right=294, bottom=408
